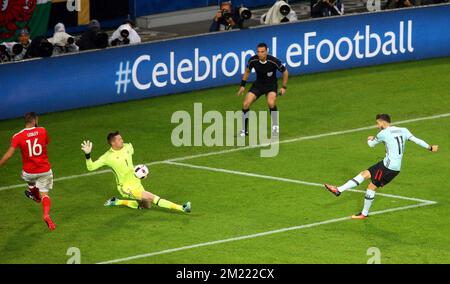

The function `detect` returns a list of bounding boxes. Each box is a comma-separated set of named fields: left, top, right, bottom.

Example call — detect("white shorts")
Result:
left=22, top=170, right=53, bottom=193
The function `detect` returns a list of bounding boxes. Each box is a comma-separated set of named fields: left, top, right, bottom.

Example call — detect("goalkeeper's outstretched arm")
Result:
left=81, top=140, right=106, bottom=171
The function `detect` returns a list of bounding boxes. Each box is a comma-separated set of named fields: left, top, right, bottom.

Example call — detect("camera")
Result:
left=279, top=3, right=291, bottom=16
left=238, top=6, right=252, bottom=20
left=67, top=36, right=75, bottom=45
left=0, top=43, right=25, bottom=62
left=11, top=43, right=24, bottom=55
left=221, top=10, right=232, bottom=20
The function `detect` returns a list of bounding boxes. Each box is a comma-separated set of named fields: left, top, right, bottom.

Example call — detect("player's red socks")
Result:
left=42, top=196, right=55, bottom=231
left=42, top=195, right=51, bottom=216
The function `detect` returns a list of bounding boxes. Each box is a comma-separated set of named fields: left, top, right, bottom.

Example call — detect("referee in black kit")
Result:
left=237, top=42, right=289, bottom=137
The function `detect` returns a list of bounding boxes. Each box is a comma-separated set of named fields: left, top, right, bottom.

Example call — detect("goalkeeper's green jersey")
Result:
left=86, top=143, right=140, bottom=189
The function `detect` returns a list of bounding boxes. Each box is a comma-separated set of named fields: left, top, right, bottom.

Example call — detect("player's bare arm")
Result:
left=0, top=146, right=16, bottom=167
left=279, top=69, right=289, bottom=96
left=237, top=68, right=251, bottom=96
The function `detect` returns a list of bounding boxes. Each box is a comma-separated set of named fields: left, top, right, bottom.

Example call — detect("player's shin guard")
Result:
left=362, top=189, right=376, bottom=216
left=242, top=109, right=249, bottom=132
left=337, top=174, right=364, bottom=193
left=269, top=106, right=278, bottom=128
left=116, top=199, right=139, bottom=209
left=153, top=195, right=183, bottom=212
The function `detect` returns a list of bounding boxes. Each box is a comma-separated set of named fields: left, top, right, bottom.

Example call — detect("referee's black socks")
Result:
left=269, top=106, right=278, bottom=127
left=242, top=109, right=249, bottom=133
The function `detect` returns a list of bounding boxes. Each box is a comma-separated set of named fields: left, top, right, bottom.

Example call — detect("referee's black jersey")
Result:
left=246, top=55, right=287, bottom=86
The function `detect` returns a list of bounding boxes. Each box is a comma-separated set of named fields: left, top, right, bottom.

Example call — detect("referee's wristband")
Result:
left=281, top=85, right=287, bottom=89
left=429, top=146, right=433, bottom=151
left=240, top=80, right=247, bottom=87
left=85, top=153, right=91, bottom=159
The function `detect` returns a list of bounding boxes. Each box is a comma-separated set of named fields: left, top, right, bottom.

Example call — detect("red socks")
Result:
left=42, top=195, right=51, bottom=217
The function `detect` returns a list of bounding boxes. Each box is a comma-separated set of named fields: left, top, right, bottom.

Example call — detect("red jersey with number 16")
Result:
left=11, top=127, right=51, bottom=174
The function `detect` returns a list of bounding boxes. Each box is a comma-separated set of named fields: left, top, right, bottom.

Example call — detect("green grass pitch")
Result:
left=0, top=57, right=449, bottom=264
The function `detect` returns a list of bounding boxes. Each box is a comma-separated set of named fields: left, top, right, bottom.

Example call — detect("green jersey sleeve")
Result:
left=86, top=152, right=108, bottom=171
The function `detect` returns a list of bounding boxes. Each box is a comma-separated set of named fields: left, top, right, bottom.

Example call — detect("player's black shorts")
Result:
left=368, top=161, right=400, bottom=188
left=249, top=83, right=278, bottom=99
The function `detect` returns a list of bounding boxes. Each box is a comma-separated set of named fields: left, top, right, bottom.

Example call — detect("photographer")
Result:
left=77, top=19, right=109, bottom=51
left=26, top=36, right=54, bottom=58
left=48, top=23, right=79, bottom=55
left=311, top=0, right=344, bottom=18
left=0, top=29, right=32, bottom=62
left=209, top=1, right=243, bottom=32
left=109, top=20, right=141, bottom=46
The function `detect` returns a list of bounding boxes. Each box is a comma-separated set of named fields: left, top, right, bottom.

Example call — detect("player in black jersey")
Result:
left=237, top=42, right=289, bottom=137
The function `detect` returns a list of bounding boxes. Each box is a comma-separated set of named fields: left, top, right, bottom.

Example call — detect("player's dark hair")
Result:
left=257, top=43, right=268, bottom=50
left=376, top=113, right=391, bottom=123
left=24, top=112, right=38, bottom=124
left=107, top=131, right=120, bottom=145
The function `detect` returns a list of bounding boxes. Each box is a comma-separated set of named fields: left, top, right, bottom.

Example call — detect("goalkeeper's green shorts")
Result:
left=118, top=183, right=145, bottom=200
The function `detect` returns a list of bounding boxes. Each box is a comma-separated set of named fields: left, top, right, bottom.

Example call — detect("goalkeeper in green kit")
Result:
left=81, top=131, right=191, bottom=213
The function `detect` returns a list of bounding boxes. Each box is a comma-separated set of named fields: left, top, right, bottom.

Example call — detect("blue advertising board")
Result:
left=0, top=5, right=449, bottom=120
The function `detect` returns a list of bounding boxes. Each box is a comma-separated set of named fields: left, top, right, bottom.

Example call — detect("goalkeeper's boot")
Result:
left=183, top=202, right=191, bottom=213
left=104, top=197, right=118, bottom=207
left=351, top=212, right=368, bottom=219
left=324, top=184, right=341, bottom=197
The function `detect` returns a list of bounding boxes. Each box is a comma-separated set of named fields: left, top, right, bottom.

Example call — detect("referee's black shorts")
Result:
left=249, top=83, right=278, bottom=99
left=368, top=161, right=400, bottom=188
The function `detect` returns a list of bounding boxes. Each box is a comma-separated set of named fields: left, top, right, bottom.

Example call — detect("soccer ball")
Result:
left=134, top=164, right=149, bottom=179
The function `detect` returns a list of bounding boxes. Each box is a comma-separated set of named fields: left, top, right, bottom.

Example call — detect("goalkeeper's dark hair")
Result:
left=376, top=113, right=391, bottom=123
left=24, top=112, right=38, bottom=124
left=107, top=131, right=120, bottom=145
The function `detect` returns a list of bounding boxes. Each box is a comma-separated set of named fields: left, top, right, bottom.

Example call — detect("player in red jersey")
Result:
left=0, top=112, right=55, bottom=231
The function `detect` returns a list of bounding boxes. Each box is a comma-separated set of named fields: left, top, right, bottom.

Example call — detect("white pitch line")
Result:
left=165, top=161, right=437, bottom=204
left=1, top=112, right=449, bottom=192
left=97, top=201, right=433, bottom=264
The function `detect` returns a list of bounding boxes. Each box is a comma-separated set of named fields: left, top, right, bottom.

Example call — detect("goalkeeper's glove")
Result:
left=81, top=140, right=93, bottom=159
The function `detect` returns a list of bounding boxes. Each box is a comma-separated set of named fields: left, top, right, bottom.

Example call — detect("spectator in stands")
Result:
left=109, top=20, right=141, bottom=46
left=311, top=0, right=344, bottom=18
left=48, top=23, right=79, bottom=55
left=76, top=19, right=109, bottom=51
left=261, top=0, right=298, bottom=24
left=209, top=1, right=243, bottom=32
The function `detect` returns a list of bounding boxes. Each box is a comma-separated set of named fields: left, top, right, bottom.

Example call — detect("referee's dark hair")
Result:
left=257, top=42, right=268, bottom=49
left=376, top=113, right=391, bottom=123
left=107, top=131, right=120, bottom=145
